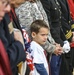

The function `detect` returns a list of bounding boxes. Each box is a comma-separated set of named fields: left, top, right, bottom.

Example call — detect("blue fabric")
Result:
left=34, top=63, right=48, bottom=75
left=50, top=55, right=61, bottom=75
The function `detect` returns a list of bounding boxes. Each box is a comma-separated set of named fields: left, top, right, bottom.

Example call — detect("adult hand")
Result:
left=54, top=43, right=63, bottom=55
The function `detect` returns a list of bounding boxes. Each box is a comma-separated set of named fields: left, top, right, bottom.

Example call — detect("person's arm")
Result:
left=34, top=63, right=48, bottom=75
left=58, top=0, right=73, bottom=42
left=43, top=40, right=56, bottom=53
left=0, top=19, right=26, bottom=72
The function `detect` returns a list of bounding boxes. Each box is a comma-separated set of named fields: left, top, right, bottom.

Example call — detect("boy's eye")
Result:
left=41, top=34, right=48, bottom=36
left=41, top=34, right=45, bottom=36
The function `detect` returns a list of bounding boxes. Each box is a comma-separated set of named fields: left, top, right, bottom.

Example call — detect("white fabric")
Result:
left=63, top=40, right=70, bottom=53
left=18, top=61, right=27, bottom=75
left=30, top=41, right=49, bottom=75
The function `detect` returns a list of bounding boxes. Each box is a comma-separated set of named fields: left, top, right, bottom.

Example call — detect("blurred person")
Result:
left=8, top=7, right=31, bottom=75
left=0, top=1, right=12, bottom=75
left=0, top=0, right=26, bottom=75
left=0, top=0, right=10, bottom=21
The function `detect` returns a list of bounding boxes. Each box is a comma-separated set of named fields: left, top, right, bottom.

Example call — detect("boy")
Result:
left=30, top=20, right=49, bottom=75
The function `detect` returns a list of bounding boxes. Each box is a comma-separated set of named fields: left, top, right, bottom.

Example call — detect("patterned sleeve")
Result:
left=15, top=1, right=34, bottom=32
left=31, top=2, right=43, bottom=21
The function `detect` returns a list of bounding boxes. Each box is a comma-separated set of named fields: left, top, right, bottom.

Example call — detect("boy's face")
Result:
left=32, top=27, right=49, bottom=45
left=0, top=0, right=11, bottom=21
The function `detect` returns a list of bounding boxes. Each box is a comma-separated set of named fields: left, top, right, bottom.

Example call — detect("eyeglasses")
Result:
left=0, top=0, right=10, bottom=7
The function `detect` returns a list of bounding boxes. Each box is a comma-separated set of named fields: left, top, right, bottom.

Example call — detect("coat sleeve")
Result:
left=58, top=0, right=73, bottom=42
left=0, top=20, right=26, bottom=71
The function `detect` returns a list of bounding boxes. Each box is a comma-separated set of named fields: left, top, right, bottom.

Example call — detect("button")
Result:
left=55, top=8, right=57, bottom=10
left=66, top=30, right=68, bottom=33
left=69, top=21, right=70, bottom=23
left=60, top=17, right=61, bottom=19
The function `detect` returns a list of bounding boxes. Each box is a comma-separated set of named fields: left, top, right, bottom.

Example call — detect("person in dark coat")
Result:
left=0, top=13, right=26, bottom=75
left=9, top=7, right=31, bottom=75
left=40, top=0, right=74, bottom=75
left=68, top=0, right=74, bottom=68
left=0, top=0, right=26, bottom=75
left=57, top=0, right=74, bottom=75
left=0, top=0, right=12, bottom=75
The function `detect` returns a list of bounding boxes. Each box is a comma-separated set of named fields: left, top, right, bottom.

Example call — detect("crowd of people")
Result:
left=0, top=0, right=74, bottom=75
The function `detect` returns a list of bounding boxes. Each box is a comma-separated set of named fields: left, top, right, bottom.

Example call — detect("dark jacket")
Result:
left=58, top=0, right=73, bottom=41
left=40, top=0, right=73, bottom=46
left=0, top=14, right=26, bottom=75
left=9, top=8, right=31, bottom=75
left=40, top=0, right=73, bottom=75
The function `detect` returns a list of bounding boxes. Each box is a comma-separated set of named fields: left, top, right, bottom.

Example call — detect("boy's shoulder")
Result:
left=30, top=41, right=44, bottom=52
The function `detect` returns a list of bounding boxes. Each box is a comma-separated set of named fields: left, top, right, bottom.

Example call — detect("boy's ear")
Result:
left=32, top=32, right=36, bottom=38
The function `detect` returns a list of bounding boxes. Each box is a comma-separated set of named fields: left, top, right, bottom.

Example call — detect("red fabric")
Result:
left=70, top=42, right=74, bottom=47
left=22, top=29, right=34, bottom=71
left=0, top=40, right=12, bottom=75
left=9, top=8, right=17, bottom=21
left=11, top=8, right=17, bottom=19
left=44, top=50, right=51, bottom=75
left=67, top=0, right=74, bottom=20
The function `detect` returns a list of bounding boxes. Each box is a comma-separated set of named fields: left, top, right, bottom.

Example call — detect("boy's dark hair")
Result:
left=30, top=20, right=49, bottom=34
